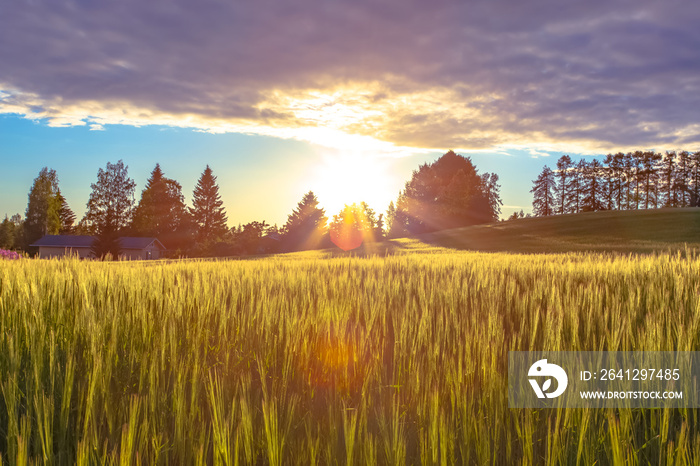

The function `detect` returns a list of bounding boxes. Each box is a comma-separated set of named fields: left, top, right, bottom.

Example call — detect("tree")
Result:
left=232, top=221, right=271, bottom=255
left=530, top=166, right=556, bottom=217
left=131, top=164, right=193, bottom=251
left=481, top=173, right=503, bottom=221
left=675, top=151, right=692, bottom=207
left=394, top=150, right=499, bottom=234
left=388, top=196, right=411, bottom=238
left=0, top=215, right=18, bottom=249
left=508, top=209, right=526, bottom=220
left=630, top=151, right=647, bottom=209
left=190, top=165, right=228, bottom=246
left=282, top=191, right=328, bottom=251
left=623, top=152, right=637, bottom=209
left=358, top=202, right=384, bottom=241
left=24, top=167, right=61, bottom=247
left=82, top=160, right=136, bottom=259
left=639, top=151, right=661, bottom=209
left=555, top=155, right=573, bottom=215
left=605, top=153, right=626, bottom=210
left=581, top=159, right=604, bottom=212
left=56, top=190, right=76, bottom=234
left=329, top=203, right=378, bottom=251
left=385, top=201, right=397, bottom=238
left=566, top=159, right=586, bottom=214
left=659, top=151, right=677, bottom=207
left=688, top=152, right=700, bottom=207
left=90, top=234, right=121, bottom=261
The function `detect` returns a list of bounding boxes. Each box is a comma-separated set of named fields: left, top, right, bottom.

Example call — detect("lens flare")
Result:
left=311, top=152, right=397, bottom=220
left=329, top=203, right=375, bottom=251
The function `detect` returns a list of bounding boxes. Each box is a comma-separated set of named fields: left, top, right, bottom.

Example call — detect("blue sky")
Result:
left=2, top=0, right=698, bottom=225
left=1, top=114, right=547, bottom=225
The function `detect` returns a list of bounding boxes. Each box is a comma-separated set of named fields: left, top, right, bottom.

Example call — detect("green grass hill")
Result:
left=415, top=207, right=700, bottom=254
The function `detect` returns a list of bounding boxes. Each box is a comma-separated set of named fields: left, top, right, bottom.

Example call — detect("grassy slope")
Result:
left=414, top=207, right=700, bottom=254
left=290, top=208, right=700, bottom=259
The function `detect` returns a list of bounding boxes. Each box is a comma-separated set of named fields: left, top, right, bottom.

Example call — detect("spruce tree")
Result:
left=190, top=165, right=228, bottom=244
left=282, top=191, right=327, bottom=251
left=530, top=166, right=556, bottom=216
left=132, top=164, right=192, bottom=250
left=56, top=190, right=76, bottom=234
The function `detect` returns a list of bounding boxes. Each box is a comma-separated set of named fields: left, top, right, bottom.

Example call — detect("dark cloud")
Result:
left=1, top=0, right=699, bottom=152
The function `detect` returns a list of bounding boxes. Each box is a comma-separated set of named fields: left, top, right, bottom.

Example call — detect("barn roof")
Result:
left=30, top=235, right=95, bottom=248
left=30, top=235, right=165, bottom=250
left=119, top=237, right=165, bottom=250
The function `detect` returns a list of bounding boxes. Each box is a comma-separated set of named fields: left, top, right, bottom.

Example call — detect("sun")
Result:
left=311, top=152, right=398, bottom=218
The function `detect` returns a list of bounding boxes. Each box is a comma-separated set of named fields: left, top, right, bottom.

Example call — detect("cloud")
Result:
left=1, top=0, right=699, bottom=154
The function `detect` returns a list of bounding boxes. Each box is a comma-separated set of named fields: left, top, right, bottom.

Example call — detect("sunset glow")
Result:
left=311, top=152, right=398, bottom=218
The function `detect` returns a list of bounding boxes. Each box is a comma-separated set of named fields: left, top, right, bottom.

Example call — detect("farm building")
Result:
left=30, top=235, right=166, bottom=260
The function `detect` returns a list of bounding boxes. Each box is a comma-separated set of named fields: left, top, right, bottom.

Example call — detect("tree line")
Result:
left=531, top=151, right=700, bottom=217
left=1, top=151, right=502, bottom=257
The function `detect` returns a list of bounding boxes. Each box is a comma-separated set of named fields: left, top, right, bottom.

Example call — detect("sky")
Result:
left=2, top=0, right=699, bottom=225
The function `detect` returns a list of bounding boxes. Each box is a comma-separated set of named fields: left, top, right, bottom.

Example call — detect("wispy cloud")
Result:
left=1, top=0, right=699, bottom=154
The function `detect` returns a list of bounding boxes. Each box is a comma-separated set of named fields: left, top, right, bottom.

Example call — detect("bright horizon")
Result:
left=1, top=116, right=554, bottom=227
left=2, top=1, right=699, bottom=227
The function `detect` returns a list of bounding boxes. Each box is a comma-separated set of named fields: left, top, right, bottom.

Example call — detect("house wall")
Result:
left=38, top=247, right=93, bottom=259
left=120, top=245, right=161, bottom=260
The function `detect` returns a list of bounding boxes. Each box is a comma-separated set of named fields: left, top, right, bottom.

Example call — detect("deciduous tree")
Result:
left=24, top=167, right=61, bottom=247
left=394, top=150, right=500, bottom=233
left=82, top=160, right=136, bottom=258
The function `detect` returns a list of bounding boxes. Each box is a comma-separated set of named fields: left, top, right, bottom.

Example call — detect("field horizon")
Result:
left=269, top=208, right=700, bottom=261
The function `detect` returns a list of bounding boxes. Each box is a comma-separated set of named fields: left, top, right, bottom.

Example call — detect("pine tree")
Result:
left=190, top=165, right=228, bottom=245
left=659, top=151, right=677, bottom=207
left=24, top=167, right=61, bottom=247
left=606, top=153, right=626, bottom=209
left=555, top=155, right=573, bottom=214
left=132, top=164, right=192, bottom=250
left=282, top=191, right=327, bottom=251
left=581, top=159, right=604, bottom=211
left=530, top=166, right=556, bottom=216
left=481, top=173, right=503, bottom=221
left=56, top=190, right=76, bottom=234
left=639, top=151, right=661, bottom=208
left=567, top=159, right=586, bottom=213
left=600, top=156, right=615, bottom=210
left=689, top=151, right=700, bottom=207
left=676, top=151, right=692, bottom=207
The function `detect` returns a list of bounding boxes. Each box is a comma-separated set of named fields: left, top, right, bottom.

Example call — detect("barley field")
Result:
left=1, top=248, right=699, bottom=465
